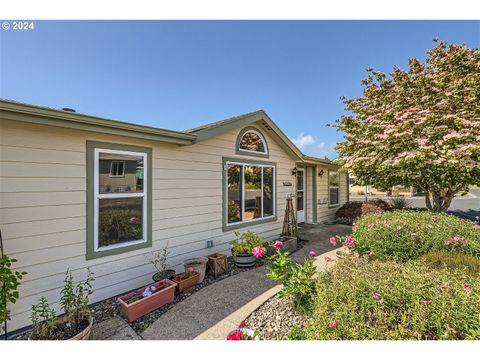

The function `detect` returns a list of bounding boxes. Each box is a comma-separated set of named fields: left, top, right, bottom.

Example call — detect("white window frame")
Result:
left=225, top=160, right=276, bottom=226
left=238, top=129, right=268, bottom=155
left=94, top=148, right=148, bottom=252
left=109, top=160, right=125, bottom=177
left=329, top=171, right=340, bottom=206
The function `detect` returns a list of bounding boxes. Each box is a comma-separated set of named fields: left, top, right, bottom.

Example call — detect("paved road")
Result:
left=351, top=189, right=480, bottom=221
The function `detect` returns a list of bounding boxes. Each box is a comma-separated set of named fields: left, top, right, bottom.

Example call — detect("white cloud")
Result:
left=290, top=132, right=315, bottom=150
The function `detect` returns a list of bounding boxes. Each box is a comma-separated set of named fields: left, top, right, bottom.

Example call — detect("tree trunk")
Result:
left=425, top=190, right=454, bottom=212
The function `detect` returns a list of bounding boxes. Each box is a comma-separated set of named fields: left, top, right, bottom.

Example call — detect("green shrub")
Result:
left=352, top=210, right=480, bottom=262
left=423, top=251, right=480, bottom=277
left=266, top=249, right=317, bottom=314
left=303, top=257, right=480, bottom=340
left=1, top=255, right=26, bottom=331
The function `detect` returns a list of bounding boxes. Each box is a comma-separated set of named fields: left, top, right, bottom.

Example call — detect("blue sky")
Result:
left=1, top=20, right=478, bottom=158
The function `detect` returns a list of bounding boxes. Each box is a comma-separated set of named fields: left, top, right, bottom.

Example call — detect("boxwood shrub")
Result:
left=303, top=257, right=480, bottom=340
left=352, top=210, right=480, bottom=262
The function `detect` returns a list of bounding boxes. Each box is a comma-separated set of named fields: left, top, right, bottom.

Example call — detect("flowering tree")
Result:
left=335, top=40, right=480, bottom=212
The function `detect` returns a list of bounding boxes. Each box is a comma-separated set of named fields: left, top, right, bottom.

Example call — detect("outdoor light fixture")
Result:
left=318, top=169, right=324, bottom=177
left=291, top=167, right=297, bottom=176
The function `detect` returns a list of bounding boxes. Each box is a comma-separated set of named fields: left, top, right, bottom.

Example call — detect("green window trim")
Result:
left=328, top=169, right=340, bottom=207
left=222, top=157, right=277, bottom=232
left=86, top=141, right=152, bottom=260
left=235, top=126, right=269, bottom=158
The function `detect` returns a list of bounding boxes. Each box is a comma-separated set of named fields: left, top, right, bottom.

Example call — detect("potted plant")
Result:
left=118, top=279, right=177, bottom=322
left=30, top=268, right=94, bottom=340
left=183, top=257, right=208, bottom=283
left=146, top=243, right=176, bottom=282
left=230, top=231, right=264, bottom=268
left=172, top=267, right=200, bottom=293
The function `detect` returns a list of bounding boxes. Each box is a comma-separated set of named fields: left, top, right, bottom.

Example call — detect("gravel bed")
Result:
left=244, top=295, right=307, bottom=340
left=10, top=241, right=306, bottom=339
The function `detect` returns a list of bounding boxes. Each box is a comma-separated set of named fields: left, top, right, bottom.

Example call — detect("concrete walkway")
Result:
left=141, top=223, right=351, bottom=340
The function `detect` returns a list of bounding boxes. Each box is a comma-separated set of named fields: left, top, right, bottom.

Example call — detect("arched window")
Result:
left=237, top=128, right=268, bottom=156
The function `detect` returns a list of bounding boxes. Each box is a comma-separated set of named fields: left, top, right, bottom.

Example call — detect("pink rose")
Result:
left=329, top=237, right=337, bottom=247
left=309, top=251, right=317, bottom=257
left=344, top=237, right=355, bottom=247
left=328, top=321, right=338, bottom=329
left=274, top=241, right=283, bottom=249
left=252, top=246, right=265, bottom=259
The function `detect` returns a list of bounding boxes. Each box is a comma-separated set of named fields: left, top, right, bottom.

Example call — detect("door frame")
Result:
left=296, top=168, right=306, bottom=223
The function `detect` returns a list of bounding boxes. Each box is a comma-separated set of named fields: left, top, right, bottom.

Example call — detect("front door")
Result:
left=296, top=169, right=305, bottom=223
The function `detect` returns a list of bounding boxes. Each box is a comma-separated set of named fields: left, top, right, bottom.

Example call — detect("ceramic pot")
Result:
left=152, top=269, right=176, bottom=282
left=232, top=252, right=256, bottom=268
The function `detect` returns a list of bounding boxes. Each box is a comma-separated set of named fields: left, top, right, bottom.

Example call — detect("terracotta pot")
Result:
left=118, top=279, right=177, bottom=322
left=172, top=272, right=200, bottom=293
left=232, top=252, right=256, bottom=268
left=152, top=269, right=176, bottom=282
left=183, top=257, right=208, bottom=283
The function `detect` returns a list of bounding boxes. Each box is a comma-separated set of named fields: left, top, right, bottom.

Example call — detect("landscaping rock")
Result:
left=244, top=295, right=306, bottom=340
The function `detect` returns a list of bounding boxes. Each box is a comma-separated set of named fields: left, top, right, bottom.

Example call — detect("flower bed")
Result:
left=352, top=210, right=480, bottom=262
left=301, top=257, right=480, bottom=340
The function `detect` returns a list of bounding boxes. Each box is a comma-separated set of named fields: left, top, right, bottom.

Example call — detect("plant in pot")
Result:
left=146, top=243, right=176, bottom=282
left=172, top=267, right=200, bottom=293
left=183, top=257, right=208, bottom=283
left=30, top=268, right=95, bottom=340
left=230, top=231, right=265, bottom=268
left=118, top=278, right=177, bottom=322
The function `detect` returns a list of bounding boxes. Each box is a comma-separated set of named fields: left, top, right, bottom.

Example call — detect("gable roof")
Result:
left=186, top=109, right=305, bottom=160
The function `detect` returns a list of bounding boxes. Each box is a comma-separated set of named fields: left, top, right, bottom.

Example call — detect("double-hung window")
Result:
left=86, top=142, right=152, bottom=259
left=329, top=171, right=340, bottom=206
left=224, top=159, right=276, bottom=229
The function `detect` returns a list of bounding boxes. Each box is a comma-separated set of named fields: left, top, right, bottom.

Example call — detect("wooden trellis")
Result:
left=282, top=196, right=298, bottom=237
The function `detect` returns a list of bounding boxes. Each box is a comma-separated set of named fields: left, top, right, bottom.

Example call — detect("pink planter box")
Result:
left=118, top=279, right=177, bottom=322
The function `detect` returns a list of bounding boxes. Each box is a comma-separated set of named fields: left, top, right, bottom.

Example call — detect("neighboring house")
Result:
left=0, top=99, right=348, bottom=332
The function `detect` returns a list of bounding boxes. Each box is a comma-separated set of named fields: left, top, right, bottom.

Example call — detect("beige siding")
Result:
left=0, top=119, right=297, bottom=332
left=316, top=166, right=348, bottom=223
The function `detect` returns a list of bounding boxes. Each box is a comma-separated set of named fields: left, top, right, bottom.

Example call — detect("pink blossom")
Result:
left=396, top=225, right=402, bottom=231
left=372, top=292, right=382, bottom=299
left=309, top=251, right=317, bottom=257
left=344, top=237, right=356, bottom=247
left=463, top=283, right=472, bottom=293
left=329, top=237, right=337, bottom=247
left=328, top=321, right=338, bottom=329
left=440, top=283, right=447, bottom=289
left=274, top=241, right=283, bottom=249
left=445, top=235, right=465, bottom=246
left=411, top=233, right=417, bottom=237
left=447, top=326, right=458, bottom=335
left=423, top=300, right=433, bottom=305
left=128, top=217, right=141, bottom=224
left=252, top=246, right=265, bottom=259
left=187, top=267, right=195, bottom=273
left=239, top=320, right=246, bottom=328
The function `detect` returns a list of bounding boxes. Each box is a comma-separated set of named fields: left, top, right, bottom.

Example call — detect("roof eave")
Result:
left=0, top=100, right=196, bottom=145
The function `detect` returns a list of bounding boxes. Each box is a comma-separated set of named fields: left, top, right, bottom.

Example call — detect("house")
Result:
left=0, top=99, right=348, bottom=332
